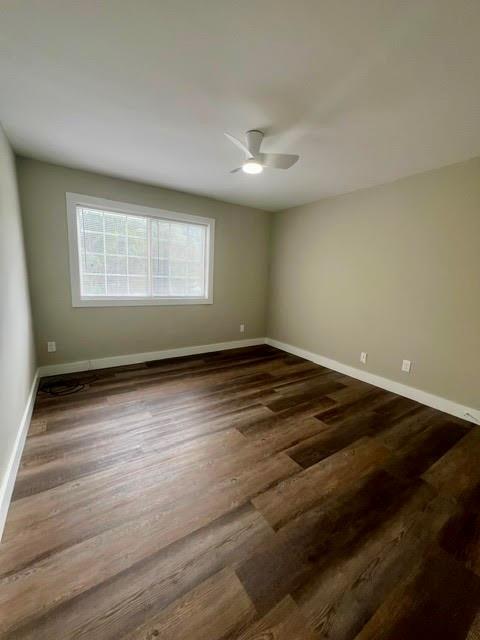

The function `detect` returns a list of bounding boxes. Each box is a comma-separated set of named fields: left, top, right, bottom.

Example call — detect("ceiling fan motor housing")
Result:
left=245, top=130, right=264, bottom=157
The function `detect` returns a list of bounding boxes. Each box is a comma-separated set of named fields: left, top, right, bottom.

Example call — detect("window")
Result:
left=66, top=193, right=214, bottom=306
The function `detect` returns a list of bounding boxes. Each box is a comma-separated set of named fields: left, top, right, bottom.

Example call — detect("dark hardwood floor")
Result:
left=1, top=344, right=479, bottom=639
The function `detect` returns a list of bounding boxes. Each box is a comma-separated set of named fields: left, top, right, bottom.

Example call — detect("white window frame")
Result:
left=66, top=192, right=215, bottom=307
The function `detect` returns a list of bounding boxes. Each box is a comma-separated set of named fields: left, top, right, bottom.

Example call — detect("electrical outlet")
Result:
left=401, top=359, right=412, bottom=373
left=239, top=323, right=245, bottom=333
left=360, top=352, right=367, bottom=364
left=47, top=341, right=56, bottom=353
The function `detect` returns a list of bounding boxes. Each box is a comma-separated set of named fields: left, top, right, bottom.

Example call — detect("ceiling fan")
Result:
left=225, top=130, right=299, bottom=174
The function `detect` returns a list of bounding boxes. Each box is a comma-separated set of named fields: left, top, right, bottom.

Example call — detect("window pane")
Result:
left=170, top=242, right=187, bottom=260
left=82, top=274, right=106, bottom=296
left=83, top=254, right=105, bottom=274
left=187, top=261, right=202, bottom=278
left=187, top=277, right=203, bottom=296
left=153, top=220, right=169, bottom=240
left=127, top=216, right=147, bottom=237
left=106, top=255, right=127, bottom=275
left=128, top=275, right=148, bottom=296
left=152, top=258, right=168, bottom=276
left=128, top=236, right=147, bottom=257
left=107, top=275, right=128, bottom=296
left=84, top=232, right=104, bottom=253
left=170, top=261, right=187, bottom=277
left=128, top=256, right=147, bottom=275
left=76, top=205, right=209, bottom=300
left=154, top=241, right=168, bottom=258
left=186, top=239, right=203, bottom=261
left=104, top=212, right=126, bottom=235
left=105, top=235, right=127, bottom=255
left=82, top=210, right=103, bottom=232
left=170, top=278, right=186, bottom=296
left=170, top=222, right=186, bottom=240
left=152, top=277, right=169, bottom=296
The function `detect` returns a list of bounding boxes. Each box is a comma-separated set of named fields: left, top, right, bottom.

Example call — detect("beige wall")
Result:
left=17, top=157, right=271, bottom=366
left=0, top=126, right=36, bottom=522
left=269, top=157, right=480, bottom=409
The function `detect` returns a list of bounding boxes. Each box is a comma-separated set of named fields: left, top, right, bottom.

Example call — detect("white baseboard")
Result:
left=38, top=337, right=267, bottom=378
left=7, top=336, right=473, bottom=538
left=266, top=338, right=480, bottom=425
left=36, top=335, right=480, bottom=424
left=0, top=370, right=39, bottom=541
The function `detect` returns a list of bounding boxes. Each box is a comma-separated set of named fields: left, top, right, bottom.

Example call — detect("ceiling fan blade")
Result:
left=260, top=153, right=299, bottom=169
left=245, top=130, right=263, bottom=157
left=224, top=133, right=251, bottom=158
left=230, top=167, right=242, bottom=173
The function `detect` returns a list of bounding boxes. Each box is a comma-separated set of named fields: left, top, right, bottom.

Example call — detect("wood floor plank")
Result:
left=353, top=548, right=480, bottom=640
left=237, top=402, right=335, bottom=439
left=244, top=417, right=328, bottom=456
left=121, top=568, right=256, bottom=640
left=437, top=485, right=480, bottom=577
left=422, top=427, right=480, bottom=503
left=382, top=416, right=469, bottom=480
left=27, top=419, right=47, bottom=436
left=237, top=469, right=420, bottom=615
left=286, top=412, right=382, bottom=469
left=265, top=380, right=345, bottom=413
left=252, top=436, right=390, bottom=530
left=13, top=446, right=145, bottom=499
left=235, top=595, right=319, bottom=640
left=315, top=388, right=389, bottom=424
left=294, top=488, right=455, bottom=640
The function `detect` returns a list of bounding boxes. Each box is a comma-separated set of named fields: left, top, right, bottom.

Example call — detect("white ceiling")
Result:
left=1, top=0, right=480, bottom=211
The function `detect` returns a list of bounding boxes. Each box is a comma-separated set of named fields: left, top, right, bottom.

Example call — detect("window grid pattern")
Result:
left=76, top=207, right=206, bottom=299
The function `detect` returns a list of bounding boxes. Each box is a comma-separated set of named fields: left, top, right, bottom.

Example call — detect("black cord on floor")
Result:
left=39, top=377, right=87, bottom=396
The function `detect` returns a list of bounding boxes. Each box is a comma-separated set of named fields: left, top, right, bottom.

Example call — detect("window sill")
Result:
left=72, top=296, right=213, bottom=307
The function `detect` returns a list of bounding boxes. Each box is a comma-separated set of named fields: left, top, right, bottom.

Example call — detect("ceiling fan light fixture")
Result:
left=225, top=130, right=299, bottom=174
left=242, top=160, right=263, bottom=174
